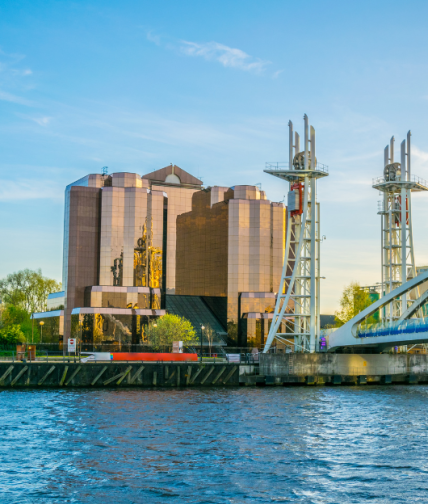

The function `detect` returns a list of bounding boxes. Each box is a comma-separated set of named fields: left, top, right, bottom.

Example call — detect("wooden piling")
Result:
left=222, top=366, right=237, bottom=385
left=11, top=366, right=28, bottom=386
left=211, top=366, right=226, bottom=384
left=59, top=366, right=68, bottom=386
left=65, top=366, right=81, bottom=386
left=91, top=366, right=107, bottom=386
left=129, top=366, right=144, bottom=385
left=38, top=366, right=55, bottom=386
left=200, top=366, right=215, bottom=385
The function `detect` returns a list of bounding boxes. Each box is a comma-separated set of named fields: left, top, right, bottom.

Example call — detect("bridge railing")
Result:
left=357, top=318, right=428, bottom=338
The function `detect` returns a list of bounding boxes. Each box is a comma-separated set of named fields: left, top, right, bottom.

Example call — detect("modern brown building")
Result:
left=141, top=164, right=203, bottom=294
left=33, top=169, right=288, bottom=350
left=33, top=166, right=204, bottom=347
left=176, top=185, right=287, bottom=347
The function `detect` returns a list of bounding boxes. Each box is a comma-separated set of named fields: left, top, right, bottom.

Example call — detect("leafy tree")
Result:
left=0, top=269, right=61, bottom=314
left=147, top=314, right=196, bottom=348
left=334, top=282, right=376, bottom=327
left=0, top=305, right=37, bottom=343
left=203, top=324, right=216, bottom=356
left=0, top=324, right=25, bottom=345
left=1, top=305, right=29, bottom=326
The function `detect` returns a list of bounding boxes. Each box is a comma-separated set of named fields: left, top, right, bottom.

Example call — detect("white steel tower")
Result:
left=263, top=115, right=328, bottom=353
left=374, top=132, right=428, bottom=322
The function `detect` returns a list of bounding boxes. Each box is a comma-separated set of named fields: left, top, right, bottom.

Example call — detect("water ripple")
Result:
left=1, top=386, right=428, bottom=503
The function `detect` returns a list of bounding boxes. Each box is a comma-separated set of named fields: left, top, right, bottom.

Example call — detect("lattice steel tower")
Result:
left=263, top=115, right=328, bottom=353
left=373, top=132, right=428, bottom=322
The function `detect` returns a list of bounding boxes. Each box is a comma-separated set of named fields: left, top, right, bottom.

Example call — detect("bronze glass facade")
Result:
left=56, top=167, right=202, bottom=343
left=176, top=185, right=287, bottom=346
left=71, top=308, right=161, bottom=349
left=32, top=311, right=64, bottom=344
left=35, top=167, right=288, bottom=349
left=142, top=164, right=203, bottom=294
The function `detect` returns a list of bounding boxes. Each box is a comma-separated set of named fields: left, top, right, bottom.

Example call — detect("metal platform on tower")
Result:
left=373, top=174, right=428, bottom=192
left=263, top=114, right=329, bottom=354
left=264, top=162, right=329, bottom=181
left=374, top=133, right=428, bottom=324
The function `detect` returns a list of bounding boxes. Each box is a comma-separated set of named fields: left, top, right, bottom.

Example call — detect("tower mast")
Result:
left=263, top=115, right=328, bottom=353
left=374, top=131, right=428, bottom=322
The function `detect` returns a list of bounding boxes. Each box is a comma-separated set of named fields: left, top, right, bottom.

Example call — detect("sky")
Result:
left=2, top=0, right=428, bottom=313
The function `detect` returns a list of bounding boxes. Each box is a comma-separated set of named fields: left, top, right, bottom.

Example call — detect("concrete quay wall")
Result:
left=260, top=353, right=428, bottom=378
left=0, top=362, right=240, bottom=388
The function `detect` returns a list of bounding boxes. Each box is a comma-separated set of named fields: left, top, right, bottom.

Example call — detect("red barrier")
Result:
left=111, top=352, right=198, bottom=362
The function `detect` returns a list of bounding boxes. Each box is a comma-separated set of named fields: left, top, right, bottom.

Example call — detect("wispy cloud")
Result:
left=11, top=68, right=32, bottom=77
left=146, top=31, right=161, bottom=46
left=179, top=40, right=270, bottom=73
left=412, top=145, right=428, bottom=164
left=0, top=49, right=34, bottom=105
left=32, top=116, right=51, bottom=126
left=0, top=179, right=63, bottom=201
left=272, top=69, right=284, bottom=79
left=146, top=32, right=272, bottom=74
left=0, top=89, right=34, bottom=106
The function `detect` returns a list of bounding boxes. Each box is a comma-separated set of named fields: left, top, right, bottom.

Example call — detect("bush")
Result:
left=0, top=305, right=34, bottom=342
left=146, top=314, right=196, bottom=348
left=0, top=324, right=25, bottom=345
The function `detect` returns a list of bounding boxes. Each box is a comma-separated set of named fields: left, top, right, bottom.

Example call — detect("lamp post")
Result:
left=200, top=324, right=205, bottom=362
left=39, top=321, right=44, bottom=343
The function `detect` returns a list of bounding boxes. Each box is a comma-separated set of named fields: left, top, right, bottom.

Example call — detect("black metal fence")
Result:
left=0, top=344, right=262, bottom=364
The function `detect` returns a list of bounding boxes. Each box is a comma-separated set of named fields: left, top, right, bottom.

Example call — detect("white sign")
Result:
left=226, top=354, right=241, bottom=363
left=81, top=352, right=112, bottom=362
left=68, top=338, right=76, bottom=353
left=172, top=341, right=183, bottom=353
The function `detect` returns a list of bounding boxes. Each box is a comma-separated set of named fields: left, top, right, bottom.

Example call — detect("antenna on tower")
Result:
left=263, top=115, right=329, bottom=353
left=374, top=131, right=428, bottom=323
left=102, top=166, right=108, bottom=176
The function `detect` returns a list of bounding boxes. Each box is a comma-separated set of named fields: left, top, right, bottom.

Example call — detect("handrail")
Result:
left=338, top=269, right=428, bottom=337
left=265, top=162, right=329, bottom=173
left=372, top=174, right=428, bottom=187
left=357, top=317, right=428, bottom=338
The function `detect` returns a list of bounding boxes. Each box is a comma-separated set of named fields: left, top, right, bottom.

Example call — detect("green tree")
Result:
left=203, top=324, right=216, bottom=356
left=334, top=282, right=376, bottom=327
left=0, top=269, right=61, bottom=314
left=0, top=305, right=36, bottom=343
left=0, top=324, right=25, bottom=345
left=147, top=314, right=196, bottom=348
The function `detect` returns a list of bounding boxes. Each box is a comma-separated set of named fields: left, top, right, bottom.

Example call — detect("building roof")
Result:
left=142, top=164, right=203, bottom=187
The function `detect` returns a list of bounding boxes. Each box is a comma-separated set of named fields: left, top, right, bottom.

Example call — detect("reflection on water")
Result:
left=1, top=386, right=428, bottom=503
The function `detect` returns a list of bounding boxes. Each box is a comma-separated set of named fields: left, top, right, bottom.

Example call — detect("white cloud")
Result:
left=272, top=69, right=284, bottom=79
left=179, top=40, right=270, bottom=73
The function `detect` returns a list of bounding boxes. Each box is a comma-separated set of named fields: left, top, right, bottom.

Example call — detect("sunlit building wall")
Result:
left=142, top=164, right=203, bottom=294
left=176, top=185, right=287, bottom=347
left=56, top=166, right=202, bottom=345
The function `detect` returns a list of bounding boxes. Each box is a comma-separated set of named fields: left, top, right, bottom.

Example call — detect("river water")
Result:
left=1, top=386, right=428, bottom=503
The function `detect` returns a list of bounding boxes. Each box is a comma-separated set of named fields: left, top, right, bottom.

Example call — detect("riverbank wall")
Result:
left=0, top=362, right=241, bottom=388
left=3, top=354, right=428, bottom=389
left=258, top=353, right=428, bottom=385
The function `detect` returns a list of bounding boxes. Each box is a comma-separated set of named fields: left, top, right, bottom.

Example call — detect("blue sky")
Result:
left=2, top=0, right=428, bottom=312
